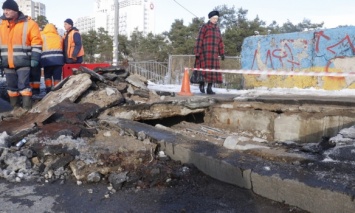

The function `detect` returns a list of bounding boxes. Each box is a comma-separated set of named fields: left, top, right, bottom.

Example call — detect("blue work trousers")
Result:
left=4, top=67, right=31, bottom=92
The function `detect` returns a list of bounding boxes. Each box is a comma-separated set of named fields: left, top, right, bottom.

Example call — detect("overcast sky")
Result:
left=11, top=0, right=355, bottom=33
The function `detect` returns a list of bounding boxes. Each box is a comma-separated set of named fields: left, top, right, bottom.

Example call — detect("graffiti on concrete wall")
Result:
left=241, top=26, right=355, bottom=90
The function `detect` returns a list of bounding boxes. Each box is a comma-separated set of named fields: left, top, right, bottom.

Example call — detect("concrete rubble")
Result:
left=0, top=65, right=354, bottom=213
left=0, top=66, right=201, bottom=191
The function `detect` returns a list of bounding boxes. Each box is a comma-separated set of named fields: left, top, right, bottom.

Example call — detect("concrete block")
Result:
left=251, top=172, right=355, bottom=213
left=214, top=110, right=273, bottom=133
left=274, top=114, right=301, bottom=141
left=275, top=114, right=355, bottom=143
left=159, top=141, right=252, bottom=189
left=322, top=116, right=355, bottom=136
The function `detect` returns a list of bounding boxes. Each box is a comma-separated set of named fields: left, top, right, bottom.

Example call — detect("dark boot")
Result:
left=46, top=87, right=51, bottom=94
left=32, top=88, right=40, bottom=95
left=9, top=96, right=19, bottom=108
left=207, top=83, right=215, bottom=95
left=22, top=96, right=32, bottom=110
left=199, top=82, right=205, bottom=93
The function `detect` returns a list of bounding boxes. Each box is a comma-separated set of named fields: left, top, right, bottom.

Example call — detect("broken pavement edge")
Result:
left=102, top=117, right=355, bottom=213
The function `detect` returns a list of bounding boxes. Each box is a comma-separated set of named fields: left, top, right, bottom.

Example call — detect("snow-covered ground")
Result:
left=2, top=75, right=355, bottom=98
left=148, top=81, right=355, bottom=98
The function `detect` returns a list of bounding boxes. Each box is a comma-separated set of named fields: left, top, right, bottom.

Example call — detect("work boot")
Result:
left=22, top=96, right=32, bottom=110
left=32, top=88, right=40, bottom=95
left=46, top=87, right=51, bottom=94
left=207, top=83, right=215, bottom=95
left=199, top=82, right=205, bottom=93
left=9, top=96, right=19, bottom=108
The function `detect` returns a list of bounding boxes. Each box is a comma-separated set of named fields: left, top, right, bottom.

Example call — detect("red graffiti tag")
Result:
left=326, top=35, right=355, bottom=54
left=315, top=31, right=330, bottom=52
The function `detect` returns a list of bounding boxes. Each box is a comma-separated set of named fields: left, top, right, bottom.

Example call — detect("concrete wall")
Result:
left=205, top=101, right=355, bottom=143
left=241, top=27, right=355, bottom=90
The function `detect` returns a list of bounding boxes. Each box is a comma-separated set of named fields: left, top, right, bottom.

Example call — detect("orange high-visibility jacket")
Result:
left=0, top=13, right=42, bottom=68
left=64, top=29, right=84, bottom=59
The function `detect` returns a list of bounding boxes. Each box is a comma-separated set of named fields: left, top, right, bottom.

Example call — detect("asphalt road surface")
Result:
left=0, top=174, right=307, bottom=213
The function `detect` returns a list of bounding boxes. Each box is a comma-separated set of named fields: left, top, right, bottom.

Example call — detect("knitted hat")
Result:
left=208, top=10, right=219, bottom=19
left=64, top=18, right=73, bottom=26
left=2, top=0, right=19, bottom=12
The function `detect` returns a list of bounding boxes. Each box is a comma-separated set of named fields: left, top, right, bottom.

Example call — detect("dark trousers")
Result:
left=65, top=56, right=83, bottom=64
left=4, top=67, right=31, bottom=93
left=44, top=65, right=63, bottom=92
left=30, top=65, right=41, bottom=94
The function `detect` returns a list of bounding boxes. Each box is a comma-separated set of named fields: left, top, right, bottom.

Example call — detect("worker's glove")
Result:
left=221, top=54, right=225, bottom=61
left=30, top=60, right=39, bottom=67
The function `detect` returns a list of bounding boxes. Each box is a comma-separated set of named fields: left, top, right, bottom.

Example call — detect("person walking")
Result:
left=41, top=23, right=64, bottom=93
left=193, top=10, right=225, bottom=94
left=63, top=18, right=84, bottom=64
left=0, top=0, right=42, bottom=110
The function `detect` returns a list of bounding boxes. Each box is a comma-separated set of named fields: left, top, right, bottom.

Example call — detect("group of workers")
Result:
left=0, top=0, right=85, bottom=110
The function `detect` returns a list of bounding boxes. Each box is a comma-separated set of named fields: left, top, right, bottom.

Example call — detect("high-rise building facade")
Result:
left=16, top=0, right=46, bottom=19
left=76, top=16, right=96, bottom=33
left=76, top=0, right=155, bottom=37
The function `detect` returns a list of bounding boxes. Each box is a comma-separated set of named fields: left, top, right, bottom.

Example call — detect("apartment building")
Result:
left=17, top=0, right=46, bottom=19
left=76, top=0, right=155, bottom=37
left=76, top=16, right=96, bottom=33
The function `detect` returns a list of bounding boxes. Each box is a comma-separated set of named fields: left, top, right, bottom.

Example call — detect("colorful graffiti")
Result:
left=241, top=27, right=355, bottom=90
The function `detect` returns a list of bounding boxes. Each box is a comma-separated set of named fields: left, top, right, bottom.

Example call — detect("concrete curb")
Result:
left=109, top=118, right=355, bottom=213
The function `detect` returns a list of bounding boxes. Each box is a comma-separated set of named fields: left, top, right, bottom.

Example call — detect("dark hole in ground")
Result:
left=141, top=112, right=205, bottom=127
left=271, top=109, right=283, bottom=114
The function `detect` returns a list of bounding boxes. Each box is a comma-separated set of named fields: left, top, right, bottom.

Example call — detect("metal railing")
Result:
left=126, top=55, right=243, bottom=89
left=127, top=61, right=168, bottom=84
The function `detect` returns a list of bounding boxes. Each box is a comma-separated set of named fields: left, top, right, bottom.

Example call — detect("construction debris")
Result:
left=0, top=65, right=198, bottom=188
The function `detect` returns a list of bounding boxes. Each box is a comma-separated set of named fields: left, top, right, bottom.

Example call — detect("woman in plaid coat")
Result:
left=193, top=10, right=225, bottom=94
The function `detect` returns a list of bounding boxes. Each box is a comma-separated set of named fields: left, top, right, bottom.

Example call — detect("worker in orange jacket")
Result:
left=63, top=18, right=84, bottom=64
left=0, top=0, right=42, bottom=110
left=41, top=23, right=64, bottom=93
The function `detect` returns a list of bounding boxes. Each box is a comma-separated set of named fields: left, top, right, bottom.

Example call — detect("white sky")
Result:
left=31, top=0, right=355, bottom=33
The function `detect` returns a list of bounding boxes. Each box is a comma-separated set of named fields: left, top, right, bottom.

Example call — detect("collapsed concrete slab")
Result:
left=0, top=66, right=206, bottom=192
left=1, top=65, right=355, bottom=213
left=107, top=117, right=355, bottom=213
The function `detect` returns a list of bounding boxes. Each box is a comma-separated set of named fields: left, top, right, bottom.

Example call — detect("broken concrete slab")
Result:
left=105, top=117, right=355, bottom=213
left=48, top=99, right=100, bottom=125
left=100, top=102, right=205, bottom=121
left=30, top=73, right=92, bottom=114
left=38, top=122, right=82, bottom=139
left=125, top=74, right=148, bottom=90
left=0, top=113, right=41, bottom=135
left=80, top=66, right=107, bottom=83
left=79, top=87, right=125, bottom=109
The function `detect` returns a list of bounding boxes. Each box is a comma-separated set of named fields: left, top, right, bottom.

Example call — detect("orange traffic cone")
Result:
left=178, top=68, right=193, bottom=96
